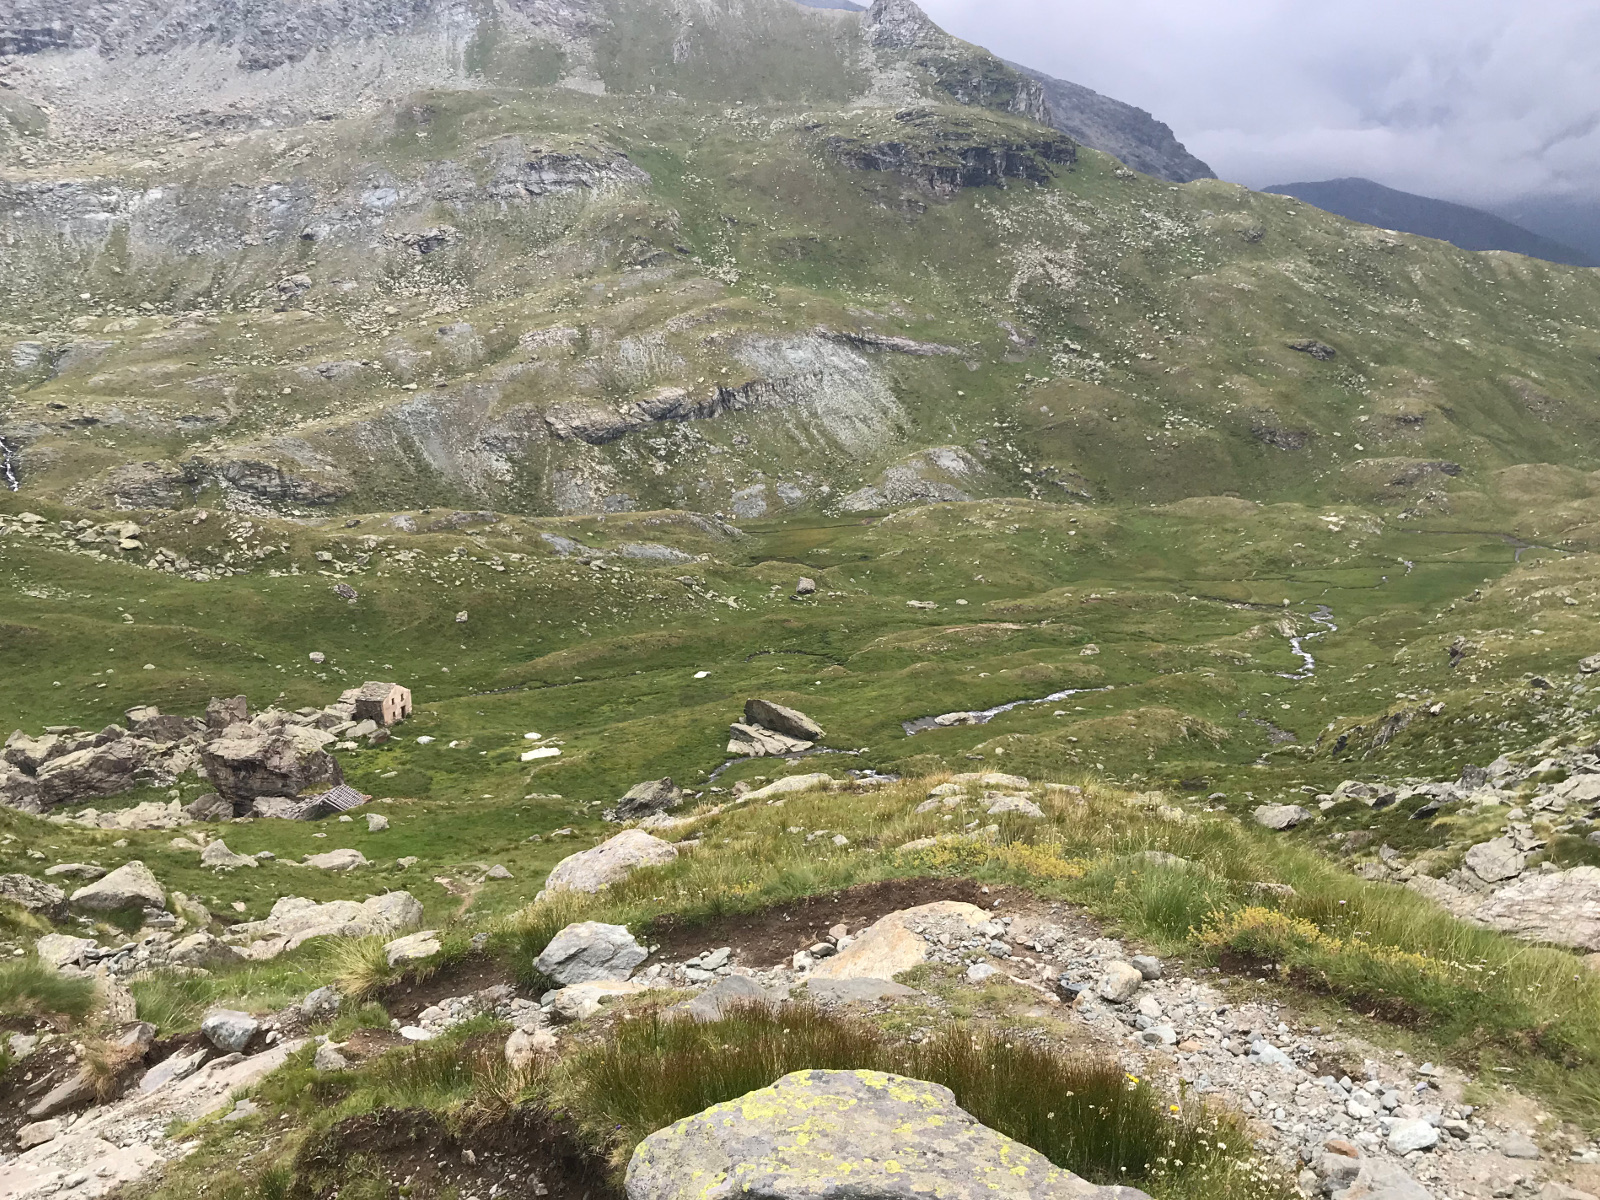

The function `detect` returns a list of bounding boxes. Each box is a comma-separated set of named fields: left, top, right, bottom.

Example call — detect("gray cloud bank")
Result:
left=918, top=0, right=1600, bottom=211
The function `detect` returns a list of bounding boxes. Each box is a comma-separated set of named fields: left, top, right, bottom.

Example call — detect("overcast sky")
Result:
left=916, top=0, right=1600, bottom=208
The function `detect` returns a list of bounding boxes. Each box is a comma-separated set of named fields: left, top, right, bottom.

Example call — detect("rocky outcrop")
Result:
left=625, top=1068, right=1146, bottom=1200
left=1005, top=61, right=1215, bottom=184
left=199, top=724, right=343, bottom=806
left=728, top=700, right=826, bottom=758
left=225, top=891, right=423, bottom=959
left=863, top=0, right=1050, bottom=125
left=823, top=108, right=1075, bottom=198
left=1474, top=866, right=1600, bottom=952
left=0, top=874, right=68, bottom=919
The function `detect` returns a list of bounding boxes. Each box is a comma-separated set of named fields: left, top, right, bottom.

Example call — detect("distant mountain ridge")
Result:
left=1263, top=177, right=1595, bottom=268
left=1006, top=61, right=1215, bottom=184
left=788, top=0, right=1214, bottom=183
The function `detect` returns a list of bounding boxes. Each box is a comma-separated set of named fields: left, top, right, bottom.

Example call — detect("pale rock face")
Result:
left=541, top=830, right=678, bottom=897
left=1475, top=865, right=1600, bottom=951
left=743, top=699, right=824, bottom=742
left=34, top=933, right=96, bottom=970
left=504, top=1025, right=558, bottom=1070
left=624, top=1069, right=1146, bottom=1200
left=304, top=848, right=368, bottom=871
left=811, top=901, right=989, bottom=982
left=0, top=874, right=67, bottom=918
left=742, top=774, right=834, bottom=802
left=535, top=921, right=648, bottom=985
left=383, top=930, right=442, bottom=967
left=1463, top=837, right=1525, bottom=883
left=69, top=860, right=165, bottom=912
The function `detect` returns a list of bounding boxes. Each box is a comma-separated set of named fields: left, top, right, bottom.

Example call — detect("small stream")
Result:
left=1277, top=605, right=1337, bottom=680
left=903, top=685, right=1112, bottom=736
left=0, top=437, right=17, bottom=492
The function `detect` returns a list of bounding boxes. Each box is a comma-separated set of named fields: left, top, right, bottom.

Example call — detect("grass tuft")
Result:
left=0, top=959, right=95, bottom=1020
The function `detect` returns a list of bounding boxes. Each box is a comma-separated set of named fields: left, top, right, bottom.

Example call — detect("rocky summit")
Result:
left=3, top=3, right=1600, bottom=1200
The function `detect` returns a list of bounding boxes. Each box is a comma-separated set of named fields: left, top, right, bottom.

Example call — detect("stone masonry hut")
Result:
left=352, top=682, right=412, bottom=726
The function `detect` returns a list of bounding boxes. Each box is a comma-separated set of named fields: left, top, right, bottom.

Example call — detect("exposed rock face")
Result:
left=1475, top=866, right=1600, bottom=951
left=823, top=109, right=1074, bottom=198
left=1005, top=61, right=1215, bottom=184
left=862, top=0, right=1050, bottom=125
left=1254, top=804, right=1311, bottom=831
left=200, top=724, right=343, bottom=805
left=540, top=830, right=679, bottom=897
left=1463, top=837, right=1525, bottom=883
left=0, top=874, right=67, bottom=919
left=535, top=921, right=648, bottom=985
left=625, top=1069, right=1145, bottom=1200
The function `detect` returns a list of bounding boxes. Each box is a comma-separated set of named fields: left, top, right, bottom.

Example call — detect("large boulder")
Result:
left=1475, top=866, right=1600, bottom=951
left=206, top=696, right=248, bottom=731
left=625, top=1069, right=1145, bottom=1200
left=535, top=922, right=648, bottom=985
left=226, top=892, right=423, bottom=958
left=3, top=731, right=69, bottom=774
left=541, top=830, right=679, bottom=897
left=611, top=779, right=684, bottom=822
left=743, top=700, right=825, bottom=742
left=200, top=840, right=259, bottom=870
left=69, top=861, right=165, bottom=912
left=33, top=738, right=148, bottom=808
left=0, top=873, right=67, bottom=919
left=811, top=902, right=988, bottom=981
left=200, top=724, right=342, bottom=804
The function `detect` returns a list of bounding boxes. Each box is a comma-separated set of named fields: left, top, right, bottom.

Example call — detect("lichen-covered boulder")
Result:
left=625, top=1069, right=1146, bottom=1200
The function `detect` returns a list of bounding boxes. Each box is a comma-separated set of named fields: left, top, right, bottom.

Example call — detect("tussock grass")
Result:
left=0, top=959, right=95, bottom=1020
left=131, top=970, right=216, bottom=1032
left=551, top=1002, right=1289, bottom=1200
left=327, top=937, right=399, bottom=1002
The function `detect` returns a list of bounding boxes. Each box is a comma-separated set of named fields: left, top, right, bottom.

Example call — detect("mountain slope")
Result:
left=1263, top=177, right=1596, bottom=268
left=1006, top=60, right=1215, bottom=184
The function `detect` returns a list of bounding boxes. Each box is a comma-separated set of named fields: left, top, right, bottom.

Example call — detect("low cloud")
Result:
left=918, top=0, right=1600, bottom=206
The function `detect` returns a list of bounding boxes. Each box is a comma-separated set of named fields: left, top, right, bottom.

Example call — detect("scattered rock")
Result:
left=17, top=1119, right=62, bottom=1150
left=811, top=901, right=988, bottom=981
left=986, top=796, right=1044, bottom=818
left=69, top=860, right=165, bottom=912
left=504, top=1025, right=558, bottom=1070
left=624, top=1069, right=1145, bottom=1200
left=138, top=1048, right=208, bottom=1094
left=1254, top=804, right=1312, bottom=831
left=795, top=578, right=817, bottom=596
left=548, top=979, right=647, bottom=1022
left=1129, top=955, right=1163, bottom=980
left=541, top=830, right=679, bottom=897
left=804, top=978, right=918, bottom=1005
left=365, top=813, right=389, bottom=832
left=200, top=839, right=258, bottom=870
left=41, top=863, right=105, bottom=881
left=201, top=1009, right=260, bottom=1053
left=384, top=930, right=443, bottom=967
left=1385, top=1119, right=1439, bottom=1154
left=673, top=975, right=776, bottom=1022
left=611, top=778, right=684, bottom=821
left=168, top=932, right=244, bottom=969
left=535, top=922, right=648, bottom=985
left=1098, top=961, right=1144, bottom=1003
left=1500, top=1131, right=1542, bottom=1160
left=304, top=848, right=368, bottom=871
left=486, top=864, right=512, bottom=879
left=743, top=699, right=825, bottom=742
left=1289, top=339, right=1337, bottom=361
left=25, top=1070, right=94, bottom=1120
left=34, top=933, right=96, bottom=970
